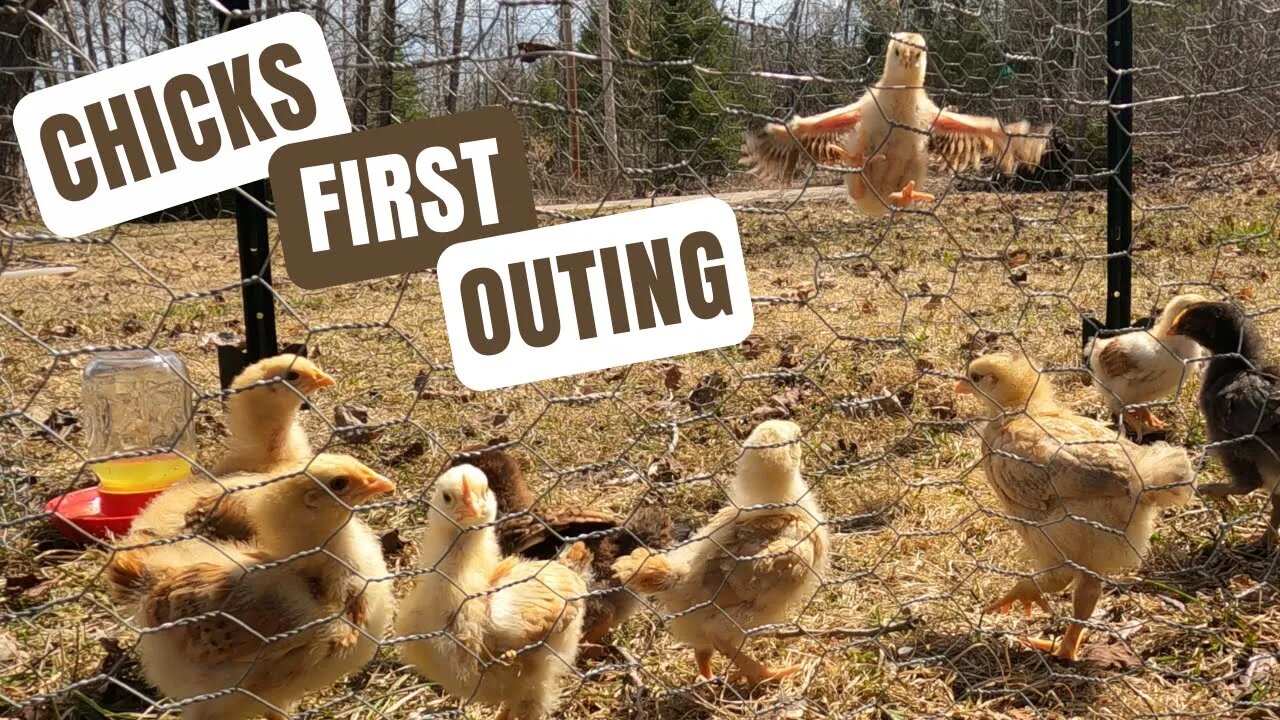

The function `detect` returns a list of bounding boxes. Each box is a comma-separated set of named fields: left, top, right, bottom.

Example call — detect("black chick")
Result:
left=1169, top=301, right=1280, bottom=543
left=449, top=444, right=675, bottom=646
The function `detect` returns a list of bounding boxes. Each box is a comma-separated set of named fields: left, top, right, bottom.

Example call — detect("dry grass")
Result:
left=3, top=165, right=1280, bottom=719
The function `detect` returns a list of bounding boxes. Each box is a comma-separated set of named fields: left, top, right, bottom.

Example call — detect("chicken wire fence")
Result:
left=3, top=0, right=1280, bottom=718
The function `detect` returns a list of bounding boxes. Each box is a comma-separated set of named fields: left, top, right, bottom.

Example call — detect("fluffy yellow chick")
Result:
left=107, top=454, right=394, bottom=720
left=397, top=465, right=588, bottom=720
left=1085, top=293, right=1210, bottom=435
left=612, top=419, right=828, bottom=685
left=215, top=354, right=336, bottom=475
left=127, top=354, right=336, bottom=544
left=742, top=32, right=1048, bottom=217
left=956, top=353, right=1193, bottom=661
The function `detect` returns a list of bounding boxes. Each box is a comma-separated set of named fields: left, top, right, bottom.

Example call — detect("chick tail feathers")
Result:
left=1136, top=443, right=1195, bottom=508
left=106, top=549, right=153, bottom=606
left=612, top=548, right=682, bottom=595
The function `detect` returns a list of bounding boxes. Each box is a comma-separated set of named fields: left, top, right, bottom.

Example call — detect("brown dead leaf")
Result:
left=662, top=364, right=683, bottom=391
left=334, top=404, right=379, bottom=444
left=688, top=372, right=726, bottom=412
left=740, top=335, right=765, bottom=360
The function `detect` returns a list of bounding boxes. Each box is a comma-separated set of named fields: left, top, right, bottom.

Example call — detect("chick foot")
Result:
left=1018, top=635, right=1079, bottom=662
left=730, top=662, right=802, bottom=687
left=1122, top=407, right=1167, bottom=437
left=985, top=579, right=1051, bottom=618
left=889, top=180, right=936, bottom=208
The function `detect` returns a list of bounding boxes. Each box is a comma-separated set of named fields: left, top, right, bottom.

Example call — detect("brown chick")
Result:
left=613, top=420, right=829, bottom=686
left=107, top=454, right=394, bottom=720
left=127, top=354, right=336, bottom=544
left=449, top=444, right=675, bottom=647
left=397, top=465, right=587, bottom=720
left=956, top=353, right=1193, bottom=661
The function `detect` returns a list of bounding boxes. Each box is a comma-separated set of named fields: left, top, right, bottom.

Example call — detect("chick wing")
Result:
left=985, top=416, right=1143, bottom=519
left=140, top=559, right=316, bottom=665
left=482, top=559, right=587, bottom=655
left=701, top=508, right=826, bottom=607
left=1210, top=370, right=1280, bottom=439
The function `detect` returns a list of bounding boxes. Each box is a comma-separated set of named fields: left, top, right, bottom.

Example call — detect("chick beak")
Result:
left=954, top=379, right=973, bottom=395
left=305, top=369, right=337, bottom=391
left=454, top=477, right=482, bottom=521
left=354, top=472, right=395, bottom=502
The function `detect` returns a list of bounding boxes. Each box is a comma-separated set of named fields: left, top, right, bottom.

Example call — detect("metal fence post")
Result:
left=1105, top=0, right=1133, bottom=330
left=217, top=0, right=279, bottom=386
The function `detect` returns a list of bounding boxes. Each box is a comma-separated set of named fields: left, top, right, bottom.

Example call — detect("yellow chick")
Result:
left=956, top=353, right=1193, bottom=661
left=612, top=419, right=828, bottom=685
left=397, top=465, right=588, bottom=720
left=107, top=454, right=394, bottom=720
left=742, top=32, right=1048, bottom=217
left=1085, top=293, right=1210, bottom=435
left=127, top=354, right=336, bottom=544
left=215, top=353, right=336, bottom=475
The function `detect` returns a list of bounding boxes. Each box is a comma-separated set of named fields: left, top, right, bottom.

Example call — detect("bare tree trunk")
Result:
left=58, top=0, right=89, bottom=72
left=599, top=0, right=617, bottom=173
left=378, top=0, right=395, bottom=125
left=79, top=0, right=98, bottom=65
left=444, top=0, right=466, bottom=112
left=560, top=0, right=580, bottom=180
left=185, top=0, right=200, bottom=43
left=1, top=0, right=56, bottom=218
left=98, top=0, right=114, bottom=65
left=162, top=0, right=180, bottom=48
left=352, top=0, right=372, bottom=126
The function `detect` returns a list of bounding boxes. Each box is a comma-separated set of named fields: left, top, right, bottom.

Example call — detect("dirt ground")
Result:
left=3, top=163, right=1280, bottom=718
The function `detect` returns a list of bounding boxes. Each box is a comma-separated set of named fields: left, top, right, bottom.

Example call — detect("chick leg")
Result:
left=1204, top=452, right=1265, bottom=505
left=694, top=649, right=715, bottom=680
left=888, top=180, right=936, bottom=208
left=1020, top=573, right=1101, bottom=662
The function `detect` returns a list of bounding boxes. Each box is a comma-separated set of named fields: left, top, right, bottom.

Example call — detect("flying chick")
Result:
left=956, top=353, right=1192, bottom=661
left=741, top=32, right=1049, bottom=217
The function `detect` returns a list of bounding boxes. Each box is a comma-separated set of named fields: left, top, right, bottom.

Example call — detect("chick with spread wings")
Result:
left=741, top=32, right=1049, bottom=217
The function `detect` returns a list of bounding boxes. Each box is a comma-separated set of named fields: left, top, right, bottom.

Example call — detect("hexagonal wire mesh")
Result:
left=3, top=0, right=1280, bottom=718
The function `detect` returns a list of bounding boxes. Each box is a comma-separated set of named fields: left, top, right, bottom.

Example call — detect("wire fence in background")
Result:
left=3, top=0, right=1280, bottom=719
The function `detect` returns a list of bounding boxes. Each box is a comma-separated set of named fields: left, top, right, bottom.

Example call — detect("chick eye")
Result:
left=286, top=371, right=300, bottom=382
left=329, top=476, right=350, bottom=492
left=969, top=373, right=983, bottom=382
left=442, top=492, right=453, bottom=504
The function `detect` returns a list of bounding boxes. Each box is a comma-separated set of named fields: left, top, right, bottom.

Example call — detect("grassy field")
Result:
left=3, top=163, right=1280, bottom=719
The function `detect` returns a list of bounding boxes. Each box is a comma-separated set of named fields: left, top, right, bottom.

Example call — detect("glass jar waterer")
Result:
left=45, top=350, right=194, bottom=540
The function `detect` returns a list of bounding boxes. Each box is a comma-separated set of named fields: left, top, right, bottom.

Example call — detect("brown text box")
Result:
left=270, top=107, right=537, bottom=289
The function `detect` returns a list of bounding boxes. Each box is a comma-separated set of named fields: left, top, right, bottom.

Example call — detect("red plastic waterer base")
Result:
left=45, top=486, right=161, bottom=541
